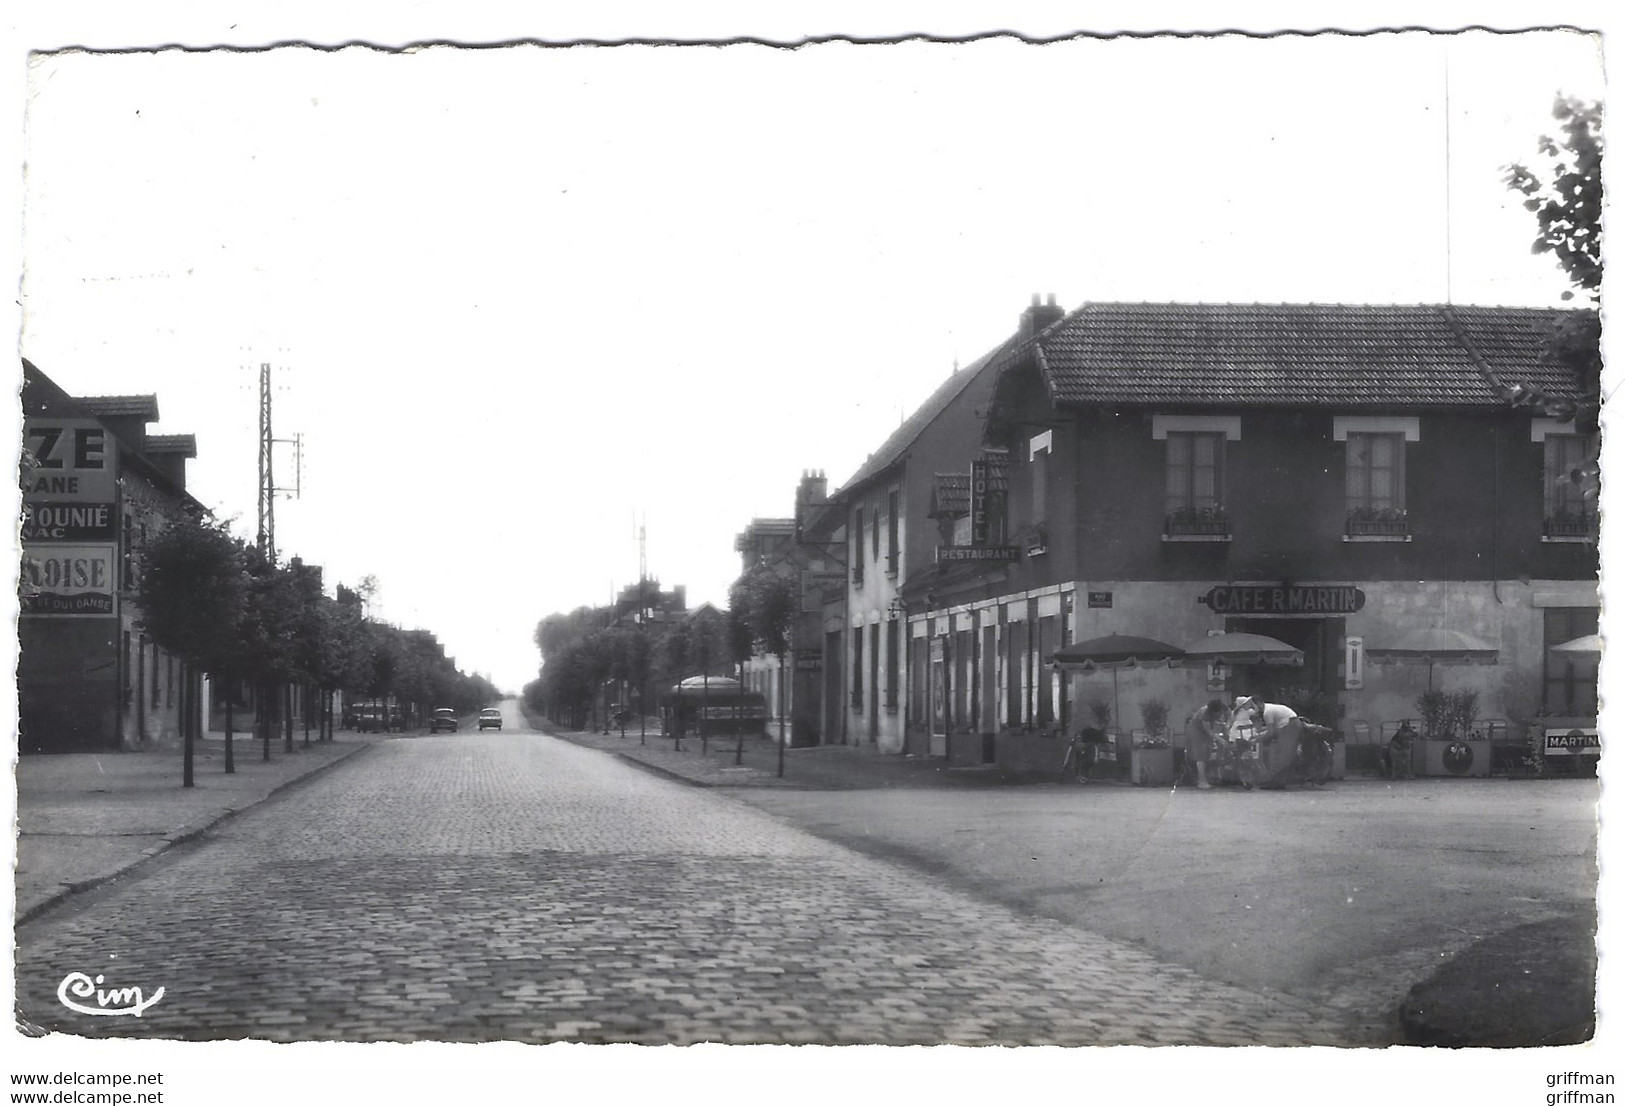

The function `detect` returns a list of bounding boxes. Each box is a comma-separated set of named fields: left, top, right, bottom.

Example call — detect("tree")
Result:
left=1500, top=93, right=1603, bottom=507
left=136, top=513, right=248, bottom=785
left=732, top=565, right=799, bottom=776
left=1504, top=95, right=1602, bottom=303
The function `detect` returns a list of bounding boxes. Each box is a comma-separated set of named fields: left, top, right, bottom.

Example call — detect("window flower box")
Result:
left=1346, top=506, right=1409, bottom=538
left=1544, top=511, right=1596, bottom=539
left=1165, top=505, right=1229, bottom=538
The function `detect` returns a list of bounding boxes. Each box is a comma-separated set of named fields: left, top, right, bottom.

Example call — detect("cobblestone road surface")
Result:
left=16, top=729, right=1361, bottom=1045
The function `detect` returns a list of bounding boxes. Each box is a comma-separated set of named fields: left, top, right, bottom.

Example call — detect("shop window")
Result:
left=885, top=618, right=900, bottom=712
left=909, top=634, right=927, bottom=721
left=1543, top=433, right=1598, bottom=539
left=1543, top=607, right=1598, bottom=716
left=850, top=626, right=864, bottom=709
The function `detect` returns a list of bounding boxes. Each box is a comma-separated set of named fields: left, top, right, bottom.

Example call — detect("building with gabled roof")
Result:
left=19, top=360, right=206, bottom=752
left=893, top=298, right=1596, bottom=775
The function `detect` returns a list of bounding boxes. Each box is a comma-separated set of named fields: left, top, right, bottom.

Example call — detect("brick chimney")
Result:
left=797, top=469, right=828, bottom=510
left=1019, top=293, right=1066, bottom=339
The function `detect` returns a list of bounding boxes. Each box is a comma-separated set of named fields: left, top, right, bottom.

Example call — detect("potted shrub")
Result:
left=1131, top=698, right=1175, bottom=785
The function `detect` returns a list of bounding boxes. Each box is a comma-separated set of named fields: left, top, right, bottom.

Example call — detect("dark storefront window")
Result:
left=1544, top=607, right=1598, bottom=716
left=850, top=626, right=864, bottom=709
left=885, top=619, right=899, bottom=711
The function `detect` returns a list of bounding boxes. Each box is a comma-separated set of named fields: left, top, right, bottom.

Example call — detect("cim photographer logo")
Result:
left=56, top=971, right=164, bottom=1017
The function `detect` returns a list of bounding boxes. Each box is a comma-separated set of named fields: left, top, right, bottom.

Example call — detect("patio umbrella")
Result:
left=1051, top=634, right=1184, bottom=733
left=1177, top=632, right=1305, bottom=667
left=1365, top=628, right=1498, bottom=691
left=1550, top=634, right=1602, bottom=660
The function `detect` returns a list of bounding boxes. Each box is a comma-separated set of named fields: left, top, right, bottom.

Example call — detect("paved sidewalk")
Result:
left=14, top=732, right=374, bottom=922
left=541, top=716, right=1060, bottom=790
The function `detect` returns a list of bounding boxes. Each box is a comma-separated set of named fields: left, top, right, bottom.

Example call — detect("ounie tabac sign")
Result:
left=1198, top=585, right=1366, bottom=615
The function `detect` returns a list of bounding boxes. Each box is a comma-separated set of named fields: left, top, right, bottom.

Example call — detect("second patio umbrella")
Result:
left=1178, top=631, right=1305, bottom=667
left=1365, top=628, right=1498, bottom=691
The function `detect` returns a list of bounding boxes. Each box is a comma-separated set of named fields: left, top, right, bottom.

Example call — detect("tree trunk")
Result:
left=182, top=663, right=195, bottom=788
left=303, top=684, right=312, bottom=747
left=261, top=681, right=272, bottom=761
left=283, top=683, right=294, bottom=754
left=777, top=652, right=788, bottom=778
left=225, top=682, right=235, bottom=774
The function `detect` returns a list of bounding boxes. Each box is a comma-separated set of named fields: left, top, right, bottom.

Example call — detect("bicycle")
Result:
left=1060, top=733, right=1097, bottom=783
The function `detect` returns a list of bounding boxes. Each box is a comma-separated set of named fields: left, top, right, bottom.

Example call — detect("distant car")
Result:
left=429, top=708, right=458, bottom=734
left=478, top=708, right=502, bottom=731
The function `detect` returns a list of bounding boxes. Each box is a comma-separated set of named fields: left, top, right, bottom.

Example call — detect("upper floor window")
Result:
left=1335, top=416, right=1417, bottom=541
left=1154, top=415, right=1237, bottom=540
left=1028, top=431, right=1053, bottom=525
left=851, top=507, right=865, bottom=584
left=1542, top=432, right=1598, bottom=540
left=1344, top=432, right=1408, bottom=536
left=886, top=489, right=900, bottom=574
left=1165, top=432, right=1227, bottom=536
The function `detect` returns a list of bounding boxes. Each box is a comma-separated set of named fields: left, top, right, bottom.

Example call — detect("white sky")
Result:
left=1, top=5, right=1620, bottom=1103
left=12, top=28, right=1606, bottom=694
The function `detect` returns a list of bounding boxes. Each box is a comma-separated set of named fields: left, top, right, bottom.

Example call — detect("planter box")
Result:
left=1131, top=746, right=1176, bottom=786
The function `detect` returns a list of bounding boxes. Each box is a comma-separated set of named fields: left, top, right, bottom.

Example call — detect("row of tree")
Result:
left=525, top=564, right=799, bottom=743
left=138, top=512, right=499, bottom=786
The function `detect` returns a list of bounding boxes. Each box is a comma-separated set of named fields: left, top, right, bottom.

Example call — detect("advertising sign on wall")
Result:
left=20, top=502, right=117, bottom=542
left=19, top=543, right=118, bottom=616
left=22, top=419, right=117, bottom=503
left=1544, top=728, right=1600, bottom=757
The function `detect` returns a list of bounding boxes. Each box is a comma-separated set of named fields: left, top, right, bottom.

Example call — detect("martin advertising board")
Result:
left=22, top=418, right=117, bottom=503
left=19, top=544, right=118, bottom=617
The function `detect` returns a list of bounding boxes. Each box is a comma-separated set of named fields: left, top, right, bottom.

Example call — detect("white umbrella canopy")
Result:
left=1366, top=628, right=1499, bottom=692
left=671, top=675, right=743, bottom=695
left=1178, top=632, right=1304, bottom=667
left=1550, top=634, right=1602, bottom=660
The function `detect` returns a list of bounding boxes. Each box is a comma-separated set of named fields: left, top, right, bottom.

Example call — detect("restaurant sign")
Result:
left=936, top=546, right=1021, bottom=564
left=1198, top=585, right=1366, bottom=615
left=19, top=543, right=117, bottom=617
left=23, top=419, right=116, bottom=503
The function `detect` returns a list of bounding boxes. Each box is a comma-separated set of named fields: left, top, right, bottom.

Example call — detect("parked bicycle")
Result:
left=1060, top=729, right=1106, bottom=784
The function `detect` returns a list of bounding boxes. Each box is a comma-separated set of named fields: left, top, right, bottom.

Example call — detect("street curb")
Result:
left=16, top=741, right=374, bottom=926
left=610, top=751, right=717, bottom=789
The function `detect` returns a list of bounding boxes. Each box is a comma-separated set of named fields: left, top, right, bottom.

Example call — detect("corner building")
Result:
left=886, top=300, right=1596, bottom=772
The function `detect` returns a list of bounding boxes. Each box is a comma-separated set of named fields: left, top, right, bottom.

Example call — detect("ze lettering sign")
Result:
left=23, top=419, right=116, bottom=502
left=19, top=544, right=117, bottom=617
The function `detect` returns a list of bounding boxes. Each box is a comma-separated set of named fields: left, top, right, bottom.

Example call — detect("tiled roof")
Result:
left=836, top=334, right=1020, bottom=497
left=1025, top=302, right=1585, bottom=408
left=144, top=434, right=197, bottom=457
left=78, top=394, right=160, bottom=419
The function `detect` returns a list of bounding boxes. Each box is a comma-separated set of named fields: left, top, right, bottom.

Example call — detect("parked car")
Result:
left=478, top=708, right=503, bottom=731
left=429, top=708, right=458, bottom=734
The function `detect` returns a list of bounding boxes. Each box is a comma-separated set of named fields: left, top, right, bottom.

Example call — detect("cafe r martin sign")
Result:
left=1198, top=585, right=1366, bottom=615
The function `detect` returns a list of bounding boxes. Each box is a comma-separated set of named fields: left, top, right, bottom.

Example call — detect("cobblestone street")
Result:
left=16, top=726, right=1362, bottom=1046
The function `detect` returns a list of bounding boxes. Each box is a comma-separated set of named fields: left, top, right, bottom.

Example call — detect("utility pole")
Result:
left=257, top=362, right=275, bottom=563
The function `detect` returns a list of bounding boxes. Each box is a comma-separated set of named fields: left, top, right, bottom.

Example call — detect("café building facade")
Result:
left=893, top=300, right=1598, bottom=774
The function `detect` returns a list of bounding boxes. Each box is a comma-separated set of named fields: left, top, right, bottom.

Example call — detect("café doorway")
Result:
left=1225, top=616, right=1344, bottom=717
